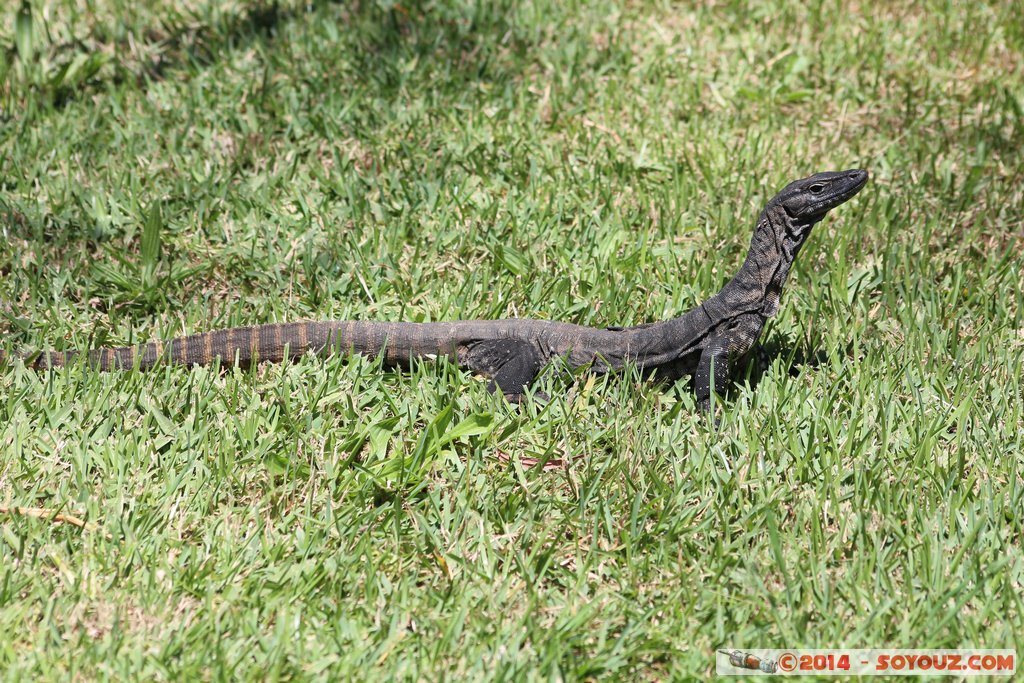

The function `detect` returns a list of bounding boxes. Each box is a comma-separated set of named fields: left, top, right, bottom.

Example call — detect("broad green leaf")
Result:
left=367, top=415, right=401, bottom=463
left=15, top=1, right=33, bottom=63
left=436, top=412, right=494, bottom=448
left=495, top=245, right=529, bottom=275
left=141, top=202, right=163, bottom=269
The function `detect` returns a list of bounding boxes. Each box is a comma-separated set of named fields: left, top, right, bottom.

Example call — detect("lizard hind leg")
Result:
left=464, top=338, right=543, bottom=402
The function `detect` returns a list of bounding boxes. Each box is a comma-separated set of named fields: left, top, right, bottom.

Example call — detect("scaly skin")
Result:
left=1, top=169, right=868, bottom=412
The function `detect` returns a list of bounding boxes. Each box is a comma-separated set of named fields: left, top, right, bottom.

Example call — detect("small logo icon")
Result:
left=719, top=650, right=778, bottom=674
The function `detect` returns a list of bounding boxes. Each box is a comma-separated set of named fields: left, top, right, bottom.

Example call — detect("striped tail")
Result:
left=13, top=322, right=343, bottom=371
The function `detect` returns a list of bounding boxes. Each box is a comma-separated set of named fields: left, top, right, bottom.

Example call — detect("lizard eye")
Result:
left=808, top=183, right=825, bottom=194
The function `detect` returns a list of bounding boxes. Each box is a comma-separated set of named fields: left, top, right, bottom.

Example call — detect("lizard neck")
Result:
left=711, top=206, right=806, bottom=319
left=626, top=204, right=814, bottom=365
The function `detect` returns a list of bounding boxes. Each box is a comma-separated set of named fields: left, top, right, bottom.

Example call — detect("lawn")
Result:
left=1, top=0, right=1022, bottom=679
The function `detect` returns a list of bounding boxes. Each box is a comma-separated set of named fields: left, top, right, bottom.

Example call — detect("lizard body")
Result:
left=2, top=170, right=868, bottom=412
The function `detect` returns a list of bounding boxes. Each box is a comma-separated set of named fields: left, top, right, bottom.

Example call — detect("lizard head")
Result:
left=774, top=169, right=869, bottom=227
left=741, top=169, right=869, bottom=313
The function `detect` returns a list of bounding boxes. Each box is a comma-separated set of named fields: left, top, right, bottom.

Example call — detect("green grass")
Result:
left=1, top=0, right=1022, bottom=679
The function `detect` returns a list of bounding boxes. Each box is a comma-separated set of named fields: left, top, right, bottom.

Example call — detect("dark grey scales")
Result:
left=2, top=170, right=868, bottom=414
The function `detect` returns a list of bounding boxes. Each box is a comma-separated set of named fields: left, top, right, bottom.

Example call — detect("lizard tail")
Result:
left=13, top=321, right=344, bottom=371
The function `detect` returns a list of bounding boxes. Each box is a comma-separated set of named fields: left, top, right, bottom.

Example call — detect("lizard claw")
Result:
left=698, top=399, right=722, bottom=427
left=503, top=391, right=550, bottom=405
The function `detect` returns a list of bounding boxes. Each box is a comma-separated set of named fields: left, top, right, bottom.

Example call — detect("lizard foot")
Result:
left=469, top=339, right=543, bottom=399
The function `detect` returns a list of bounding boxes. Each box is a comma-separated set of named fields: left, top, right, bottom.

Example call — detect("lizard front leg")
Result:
left=694, top=315, right=764, bottom=416
left=694, top=337, right=730, bottom=415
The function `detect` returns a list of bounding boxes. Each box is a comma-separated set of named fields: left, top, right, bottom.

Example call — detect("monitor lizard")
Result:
left=1, top=169, right=868, bottom=414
